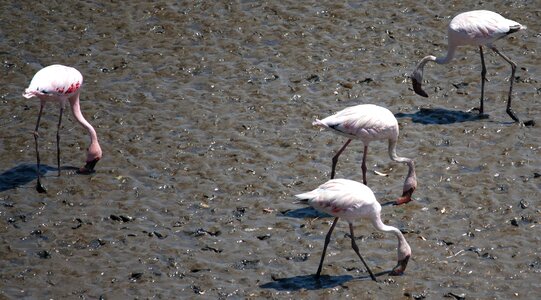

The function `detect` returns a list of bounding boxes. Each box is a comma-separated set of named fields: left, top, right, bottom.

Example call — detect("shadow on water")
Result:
left=280, top=206, right=331, bottom=219
left=259, top=274, right=354, bottom=291
left=395, top=108, right=490, bottom=125
left=0, top=164, right=78, bottom=192
left=260, top=271, right=390, bottom=291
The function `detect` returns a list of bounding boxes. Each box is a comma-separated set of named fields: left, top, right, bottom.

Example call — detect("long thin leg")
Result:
left=479, top=46, right=486, bottom=115
left=361, top=145, right=368, bottom=185
left=316, top=217, right=339, bottom=278
left=490, top=46, right=519, bottom=122
left=56, top=106, right=64, bottom=176
left=34, top=103, right=46, bottom=193
left=349, top=223, right=377, bottom=281
left=331, top=139, right=352, bottom=179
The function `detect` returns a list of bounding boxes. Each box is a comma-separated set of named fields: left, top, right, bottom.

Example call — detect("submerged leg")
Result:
left=56, top=106, right=64, bottom=176
left=361, top=145, right=368, bottom=185
left=331, top=139, right=352, bottom=179
left=349, top=223, right=377, bottom=281
left=34, top=103, right=46, bottom=193
left=490, top=46, right=519, bottom=122
left=479, top=46, right=487, bottom=115
left=316, top=217, right=339, bottom=278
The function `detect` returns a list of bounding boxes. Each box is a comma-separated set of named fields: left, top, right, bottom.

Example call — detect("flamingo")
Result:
left=410, top=10, right=528, bottom=123
left=313, top=104, right=416, bottom=205
left=295, top=178, right=412, bottom=281
left=23, top=64, right=102, bottom=193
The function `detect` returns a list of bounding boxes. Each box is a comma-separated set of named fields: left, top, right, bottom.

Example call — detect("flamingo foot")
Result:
left=523, top=119, right=535, bottom=127
left=36, top=181, right=47, bottom=193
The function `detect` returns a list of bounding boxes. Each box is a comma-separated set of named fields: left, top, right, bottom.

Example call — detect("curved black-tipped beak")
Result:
left=77, top=158, right=100, bottom=175
left=412, top=77, right=428, bottom=98
left=396, top=187, right=415, bottom=205
left=390, top=255, right=410, bottom=276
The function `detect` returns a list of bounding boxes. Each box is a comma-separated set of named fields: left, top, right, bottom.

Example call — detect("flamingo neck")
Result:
left=371, top=215, right=410, bottom=260
left=434, top=44, right=456, bottom=65
left=388, top=139, right=413, bottom=165
left=69, top=94, right=101, bottom=161
left=388, top=139, right=417, bottom=190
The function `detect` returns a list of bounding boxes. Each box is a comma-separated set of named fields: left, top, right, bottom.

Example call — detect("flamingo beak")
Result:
left=78, top=158, right=100, bottom=174
left=411, top=77, right=428, bottom=98
left=390, top=255, right=410, bottom=276
left=396, top=187, right=415, bottom=205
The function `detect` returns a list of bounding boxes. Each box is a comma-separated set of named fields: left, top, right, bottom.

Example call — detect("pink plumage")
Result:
left=314, top=104, right=416, bottom=205
left=296, top=178, right=411, bottom=279
left=411, top=10, right=528, bottom=123
left=23, top=64, right=102, bottom=193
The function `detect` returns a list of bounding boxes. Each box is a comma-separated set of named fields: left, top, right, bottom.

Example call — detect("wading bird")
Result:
left=23, top=64, right=102, bottom=193
left=295, top=178, right=411, bottom=281
left=410, top=10, right=528, bottom=123
left=313, top=104, right=416, bottom=205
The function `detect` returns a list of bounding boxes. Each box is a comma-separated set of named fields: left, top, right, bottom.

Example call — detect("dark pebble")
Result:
left=130, top=272, right=143, bottom=280
left=201, top=245, right=223, bottom=253
left=510, top=218, right=519, bottom=227
left=520, top=200, right=529, bottom=209
left=37, top=250, right=51, bottom=259
left=444, top=292, right=466, bottom=300
left=192, top=285, right=204, bottom=294
left=153, top=231, right=167, bottom=239
left=257, top=234, right=271, bottom=240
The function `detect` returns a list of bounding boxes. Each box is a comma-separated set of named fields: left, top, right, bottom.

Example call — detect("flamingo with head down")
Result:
left=23, top=64, right=102, bottom=193
left=410, top=10, right=532, bottom=125
left=295, top=178, right=412, bottom=281
left=313, top=104, right=417, bottom=205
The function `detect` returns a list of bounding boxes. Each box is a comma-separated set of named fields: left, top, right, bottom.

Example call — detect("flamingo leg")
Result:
left=490, top=46, right=519, bottom=122
left=315, top=217, right=339, bottom=278
left=349, top=223, right=377, bottom=281
left=361, top=145, right=368, bottom=185
left=331, top=139, right=352, bottom=179
left=34, top=103, right=46, bottom=193
left=479, top=46, right=486, bottom=115
left=57, top=106, right=64, bottom=176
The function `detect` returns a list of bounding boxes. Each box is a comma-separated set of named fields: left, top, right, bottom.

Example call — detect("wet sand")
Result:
left=0, top=1, right=540, bottom=299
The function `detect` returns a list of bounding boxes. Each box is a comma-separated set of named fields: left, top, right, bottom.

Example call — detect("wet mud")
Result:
left=0, top=1, right=540, bottom=299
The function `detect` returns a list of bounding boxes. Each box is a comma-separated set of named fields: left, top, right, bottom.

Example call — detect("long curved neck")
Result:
left=413, top=44, right=457, bottom=76
left=371, top=214, right=409, bottom=258
left=69, top=94, right=98, bottom=145
left=388, top=139, right=412, bottom=165
left=388, top=139, right=417, bottom=185
left=435, top=43, right=457, bottom=65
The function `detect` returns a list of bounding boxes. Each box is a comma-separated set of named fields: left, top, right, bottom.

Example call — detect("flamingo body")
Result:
left=23, top=64, right=83, bottom=100
left=314, top=104, right=416, bottom=205
left=296, top=179, right=412, bottom=279
left=23, top=64, right=102, bottom=192
left=411, top=10, right=528, bottom=123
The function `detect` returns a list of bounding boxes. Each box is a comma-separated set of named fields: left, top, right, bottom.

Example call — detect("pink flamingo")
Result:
left=23, top=64, right=102, bottom=193
left=411, top=10, right=527, bottom=123
left=295, top=178, right=412, bottom=281
left=313, top=104, right=416, bottom=205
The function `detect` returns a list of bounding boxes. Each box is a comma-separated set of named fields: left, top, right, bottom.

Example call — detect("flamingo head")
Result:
left=78, top=143, right=102, bottom=174
left=410, top=70, right=428, bottom=98
left=396, top=186, right=415, bottom=205
left=396, top=162, right=417, bottom=205
left=390, top=254, right=410, bottom=276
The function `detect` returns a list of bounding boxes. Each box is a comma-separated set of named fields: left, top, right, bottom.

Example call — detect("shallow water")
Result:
left=1, top=1, right=540, bottom=299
